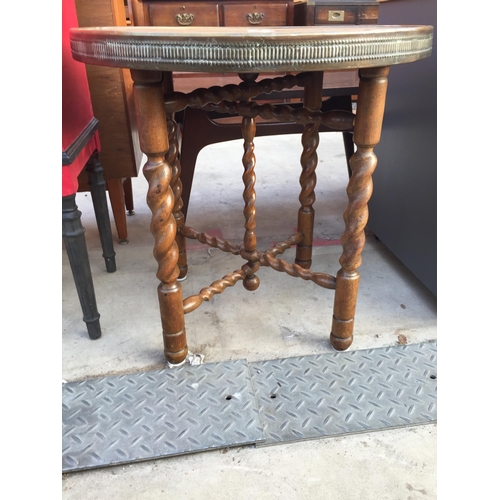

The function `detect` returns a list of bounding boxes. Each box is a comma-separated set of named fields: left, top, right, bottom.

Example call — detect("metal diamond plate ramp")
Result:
left=62, top=360, right=265, bottom=472
left=249, top=341, right=437, bottom=445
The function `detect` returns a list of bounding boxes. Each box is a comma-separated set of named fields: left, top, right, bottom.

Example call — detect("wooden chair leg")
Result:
left=331, top=67, right=390, bottom=351
left=86, top=151, right=117, bottom=273
left=62, top=194, right=102, bottom=340
left=123, top=177, right=135, bottom=215
left=106, top=177, right=129, bottom=244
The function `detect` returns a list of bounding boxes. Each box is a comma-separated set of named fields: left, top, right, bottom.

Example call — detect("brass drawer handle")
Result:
left=328, top=10, right=345, bottom=22
left=176, top=13, right=195, bottom=25
left=246, top=12, right=265, bottom=25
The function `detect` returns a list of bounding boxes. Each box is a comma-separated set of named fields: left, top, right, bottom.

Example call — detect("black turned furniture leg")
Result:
left=336, top=94, right=355, bottom=178
left=85, top=151, right=117, bottom=273
left=62, top=194, right=102, bottom=340
left=343, top=130, right=355, bottom=178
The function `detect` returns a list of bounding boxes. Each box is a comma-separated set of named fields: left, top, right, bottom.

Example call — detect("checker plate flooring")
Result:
left=62, top=342, right=437, bottom=472
left=62, top=360, right=265, bottom=472
left=249, top=342, right=437, bottom=445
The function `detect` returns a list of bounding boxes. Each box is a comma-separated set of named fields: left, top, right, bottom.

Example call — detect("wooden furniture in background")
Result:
left=176, top=72, right=359, bottom=216
left=63, top=0, right=116, bottom=339
left=129, top=0, right=295, bottom=217
left=129, top=0, right=378, bottom=218
left=73, top=1, right=380, bottom=234
left=74, top=0, right=142, bottom=244
left=294, top=0, right=378, bottom=26
left=130, top=0, right=295, bottom=26
left=70, top=25, right=433, bottom=364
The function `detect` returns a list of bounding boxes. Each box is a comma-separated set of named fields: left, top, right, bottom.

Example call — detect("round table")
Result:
left=70, top=25, right=433, bottom=365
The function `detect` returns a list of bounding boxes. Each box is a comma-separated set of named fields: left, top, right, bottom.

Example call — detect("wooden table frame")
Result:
left=70, top=25, right=433, bottom=364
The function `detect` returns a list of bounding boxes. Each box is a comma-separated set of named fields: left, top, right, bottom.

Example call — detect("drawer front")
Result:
left=222, top=3, right=288, bottom=27
left=359, top=5, right=379, bottom=24
left=149, top=3, right=219, bottom=27
left=313, top=4, right=379, bottom=25
left=314, top=5, right=358, bottom=25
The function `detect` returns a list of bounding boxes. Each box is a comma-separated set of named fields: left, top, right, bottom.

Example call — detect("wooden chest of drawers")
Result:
left=131, top=0, right=295, bottom=27
left=294, top=0, right=379, bottom=26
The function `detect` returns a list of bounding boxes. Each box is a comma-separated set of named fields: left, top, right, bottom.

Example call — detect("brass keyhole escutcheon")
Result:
left=328, top=10, right=345, bottom=22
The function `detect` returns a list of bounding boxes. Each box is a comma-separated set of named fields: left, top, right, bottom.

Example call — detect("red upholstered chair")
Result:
left=62, top=0, right=116, bottom=339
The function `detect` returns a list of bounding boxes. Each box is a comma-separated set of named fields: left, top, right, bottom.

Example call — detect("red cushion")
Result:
left=62, top=0, right=100, bottom=196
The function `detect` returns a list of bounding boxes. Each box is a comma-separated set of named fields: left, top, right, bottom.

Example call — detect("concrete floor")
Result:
left=62, top=132, right=437, bottom=499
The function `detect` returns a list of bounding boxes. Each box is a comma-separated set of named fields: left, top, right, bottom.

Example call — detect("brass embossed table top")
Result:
left=70, top=26, right=433, bottom=365
left=70, top=25, right=433, bottom=73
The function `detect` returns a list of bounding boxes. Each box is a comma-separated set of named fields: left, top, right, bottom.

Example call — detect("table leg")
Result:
left=163, top=71, right=188, bottom=280
left=331, top=67, right=390, bottom=351
left=295, top=71, right=323, bottom=269
left=131, top=69, right=188, bottom=365
left=167, top=113, right=188, bottom=280
left=240, top=73, right=260, bottom=291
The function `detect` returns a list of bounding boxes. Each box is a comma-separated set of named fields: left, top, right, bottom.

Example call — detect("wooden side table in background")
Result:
left=74, top=0, right=143, bottom=244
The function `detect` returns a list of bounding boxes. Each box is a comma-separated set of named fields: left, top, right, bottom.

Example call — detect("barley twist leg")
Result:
left=295, top=72, right=323, bottom=269
left=331, top=67, right=390, bottom=351
left=132, top=69, right=188, bottom=364
left=167, top=113, right=188, bottom=280
left=240, top=73, right=260, bottom=291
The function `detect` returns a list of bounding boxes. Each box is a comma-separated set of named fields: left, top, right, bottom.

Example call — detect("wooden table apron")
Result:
left=70, top=26, right=433, bottom=364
